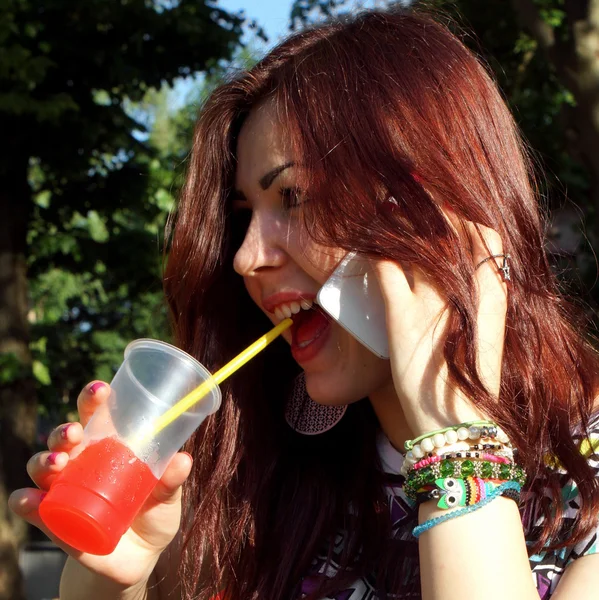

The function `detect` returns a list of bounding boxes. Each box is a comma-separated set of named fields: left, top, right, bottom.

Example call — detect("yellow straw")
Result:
left=149, top=318, right=293, bottom=438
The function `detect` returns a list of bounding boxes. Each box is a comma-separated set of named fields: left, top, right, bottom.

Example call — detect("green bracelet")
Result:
left=403, top=460, right=526, bottom=500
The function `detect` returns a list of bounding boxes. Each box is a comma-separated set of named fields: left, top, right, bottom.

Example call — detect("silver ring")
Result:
left=474, top=253, right=511, bottom=281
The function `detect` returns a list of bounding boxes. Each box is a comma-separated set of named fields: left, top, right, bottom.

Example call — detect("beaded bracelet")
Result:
left=400, top=442, right=513, bottom=476
left=412, top=481, right=522, bottom=538
left=404, top=460, right=526, bottom=500
left=441, top=444, right=512, bottom=457
left=416, top=481, right=522, bottom=506
left=406, top=424, right=511, bottom=460
left=413, top=477, right=507, bottom=509
left=404, top=420, right=508, bottom=452
left=416, top=482, right=520, bottom=505
left=411, top=451, right=511, bottom=471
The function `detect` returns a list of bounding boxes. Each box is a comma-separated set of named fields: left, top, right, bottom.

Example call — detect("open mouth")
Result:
left=263, top=294, right=333, bottom=364
left=290, top=305, right=332, bottom=363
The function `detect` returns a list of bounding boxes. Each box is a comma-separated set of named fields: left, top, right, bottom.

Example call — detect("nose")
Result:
left=233, top=210, right=287, bottom=277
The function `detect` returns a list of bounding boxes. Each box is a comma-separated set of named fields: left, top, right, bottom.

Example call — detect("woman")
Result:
left=10, top=7, right=599, bottom=599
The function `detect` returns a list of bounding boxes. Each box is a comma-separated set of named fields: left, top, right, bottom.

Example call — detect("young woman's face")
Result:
left=233, top=101, right=393, bottom=405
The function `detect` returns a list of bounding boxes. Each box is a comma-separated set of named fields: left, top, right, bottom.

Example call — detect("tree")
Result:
left=0, top=1, right=244, bottom=597
left=510, top=0, right=599, bottom=221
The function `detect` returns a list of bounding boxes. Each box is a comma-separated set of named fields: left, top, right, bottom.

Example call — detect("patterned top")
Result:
left=298, top=417, right=599, bottom=599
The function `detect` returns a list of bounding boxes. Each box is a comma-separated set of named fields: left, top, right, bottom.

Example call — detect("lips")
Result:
left=261, top=290, right=332, bottom=364
left=262, top=291, right=316, bottom=314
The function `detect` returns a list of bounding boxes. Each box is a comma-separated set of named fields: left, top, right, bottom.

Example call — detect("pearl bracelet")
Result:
left=406, top=423, right=510, bottom=458
left=404, top=421, right=502, bottom=451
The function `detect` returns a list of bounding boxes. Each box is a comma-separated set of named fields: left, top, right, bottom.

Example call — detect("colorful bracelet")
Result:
left=412, top=452, right=511, bottom=471
left=404, top=460, right=526, bottom=500
left=400, top=442, right=513, bottom=476
left=417, top=481, right=522, bottom=506
left=412, top=481, right=522, bottom=538
left=413, top=477, right=508, bottom=509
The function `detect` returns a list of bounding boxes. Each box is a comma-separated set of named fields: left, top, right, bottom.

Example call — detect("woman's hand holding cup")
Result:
left=9, top=381, right=192, bottom=591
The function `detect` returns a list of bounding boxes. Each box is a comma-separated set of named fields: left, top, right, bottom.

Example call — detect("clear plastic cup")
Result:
left=39, top=339, right=221, bottom=555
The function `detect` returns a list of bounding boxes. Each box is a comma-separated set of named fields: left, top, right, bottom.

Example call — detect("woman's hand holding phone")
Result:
left=373, top=221, right=508, bottom=439
left=8, top=382, right=192, bottom=597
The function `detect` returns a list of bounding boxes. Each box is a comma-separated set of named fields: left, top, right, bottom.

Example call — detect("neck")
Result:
left=369, top=379, right=413, bottom=454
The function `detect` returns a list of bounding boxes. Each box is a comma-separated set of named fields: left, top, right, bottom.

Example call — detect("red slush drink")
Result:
left=40, top=437, right=158, bottom=555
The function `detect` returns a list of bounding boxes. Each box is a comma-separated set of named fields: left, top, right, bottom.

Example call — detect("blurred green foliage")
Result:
left=0, top=0, right=250, bottom=448
left=28, top=51, right=260, bottom=435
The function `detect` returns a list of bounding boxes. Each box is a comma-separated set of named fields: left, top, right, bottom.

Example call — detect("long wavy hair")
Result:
left=163, top=7, right=599, bottom=599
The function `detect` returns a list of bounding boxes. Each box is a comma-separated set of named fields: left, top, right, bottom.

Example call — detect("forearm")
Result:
left=418, top=497, right=537, bottom=599
left=59, top=558, right=159, bottom=600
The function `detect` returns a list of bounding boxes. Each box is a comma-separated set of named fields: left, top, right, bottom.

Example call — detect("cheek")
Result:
left=288, top=238, right=346, bottom=284
left=308, top=331, right=393, bottom=404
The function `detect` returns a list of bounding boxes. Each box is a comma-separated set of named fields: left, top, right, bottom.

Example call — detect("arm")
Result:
left=60, top=557, right=160, bottom=600
left=551, top=554, right=599, bottom=597
left=417, top=498, right=538, bottom=599
left=374, top=224, right=537, bottom=597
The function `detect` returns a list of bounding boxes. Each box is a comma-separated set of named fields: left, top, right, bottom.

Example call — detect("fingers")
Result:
left=372, top=259, right=412, bottom=305
left=9, top=488, right=51, bottom=534
left=9, top=488, right=82, bottom=556
left=436, top=206, right=508, bottom=291
left=149, top=452, right=193, bottom=506
left=28, top=420, right=84, bottom=491
left=466, top=223, right=508, bottom=292
left=468, top=222, right=503, bottom=264
left=77, top=381, right=111, bottom=428
left=47, top=422, right=83, bottom=452
left=27, top=450, right=69, bottom=490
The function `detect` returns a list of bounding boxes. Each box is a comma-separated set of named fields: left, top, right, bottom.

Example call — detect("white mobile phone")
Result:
left=316, top=252, right=390, bottom=359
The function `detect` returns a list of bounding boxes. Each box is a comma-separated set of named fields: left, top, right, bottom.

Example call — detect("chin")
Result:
left=303, top=371, right=375, bottom=407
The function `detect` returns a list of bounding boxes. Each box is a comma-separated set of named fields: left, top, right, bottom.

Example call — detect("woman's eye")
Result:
left=280, top=187, right=305, bottom=211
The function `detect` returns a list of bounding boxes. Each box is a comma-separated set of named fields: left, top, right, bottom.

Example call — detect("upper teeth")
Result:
left=274, top=299, right=313, bottom=320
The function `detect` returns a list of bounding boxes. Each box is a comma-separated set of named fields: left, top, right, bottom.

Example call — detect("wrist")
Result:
left=59, top=557, right=157, bottom=600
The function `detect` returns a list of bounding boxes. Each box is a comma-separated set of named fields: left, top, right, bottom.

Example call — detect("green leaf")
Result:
left=0, top=353, right=29, bottom=384
left=33, top=360, right=51, bottom=385
left=87, top=210, right=109, bottom=243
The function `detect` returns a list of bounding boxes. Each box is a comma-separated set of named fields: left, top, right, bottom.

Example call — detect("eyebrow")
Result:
left=259, top=162, right=295, bottom=190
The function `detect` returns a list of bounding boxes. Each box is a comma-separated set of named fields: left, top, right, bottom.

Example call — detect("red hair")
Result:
left=164, top=7, right=599, bottom=599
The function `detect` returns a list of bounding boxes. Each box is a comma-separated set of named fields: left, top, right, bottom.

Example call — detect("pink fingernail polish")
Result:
left=89, top=382, right=106, bottom=394
left=47, top=452, right=59, bottom=465
left=60, top=424, right=73, bottom=439
left=40, top=492, right=47, bottom=501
